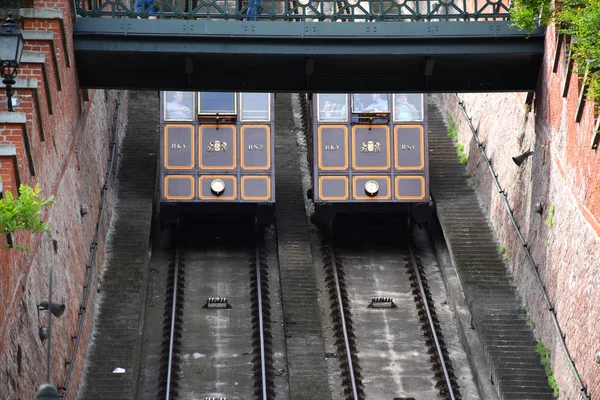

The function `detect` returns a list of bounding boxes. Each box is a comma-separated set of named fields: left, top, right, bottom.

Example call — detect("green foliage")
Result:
left=510, top=0, right=600, bottom=102
left=536, top=341, right=560, bottom=396
left=559, top=0, right=600, bottom=98
left=456, top=146, right=468, bottom=165
left=447, top=116, right=457, bottom=140
left=509, top=0, right=552, bottom=31
left=499, top=244, right=506, bottom=254
left=545, top=204, right=556, bottom=227
left=450, top=130, right=468, bottom=166
left=522, top=306, right=535, bottom=330
left=0, top=183, right=54, bottom=251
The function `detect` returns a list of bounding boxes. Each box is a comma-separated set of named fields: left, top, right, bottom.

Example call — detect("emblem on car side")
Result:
left=361, top=141, right=381, bottom=153
left=207, top=140, right=228, bottom=152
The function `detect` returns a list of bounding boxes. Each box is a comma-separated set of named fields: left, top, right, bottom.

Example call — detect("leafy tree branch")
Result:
left=0, top=183, right=54, bottom=251
left=511, top=0, right=600, bottom=102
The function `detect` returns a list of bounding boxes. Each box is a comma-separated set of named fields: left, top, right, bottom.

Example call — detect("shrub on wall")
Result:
left=0, top=183, right=54, bottom=251
left=511, top=0, right=600, bottom=101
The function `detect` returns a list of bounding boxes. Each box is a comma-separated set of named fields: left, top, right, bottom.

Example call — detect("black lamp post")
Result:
left=0, top=13, right=24, bottom=112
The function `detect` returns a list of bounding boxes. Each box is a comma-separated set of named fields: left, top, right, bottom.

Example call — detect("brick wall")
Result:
left=0, top=3, right=126, bottom=399
left=0, top=157, right=18, bottom=195
left=433, top=22, right=600, bottom=400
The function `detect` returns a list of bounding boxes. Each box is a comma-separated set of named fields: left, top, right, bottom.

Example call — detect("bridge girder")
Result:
left=73, top=19, right=545, bottom=93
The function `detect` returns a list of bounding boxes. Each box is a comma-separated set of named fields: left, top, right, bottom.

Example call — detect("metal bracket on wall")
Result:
left=525, top=91, right=534, bottom=113
left=456, top=94, right=591, bottom=400
left=562, top=53, right=574, bottom=98
left=575, top=64, right=590, bottom=123
left=552, top=33, right=564, bottom=73
left=592, top=117, right=600, bottom=150
left=0, top=181, right=11, bottom=246
left=0, top=143, right=22, bottom=188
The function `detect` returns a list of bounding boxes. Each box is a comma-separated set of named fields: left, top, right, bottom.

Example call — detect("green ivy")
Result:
left=510, top=0, right=552, bottom=32
left=545, top=204, right=556, bottom=227
left=456, top=143, right=469, bottom=166
left=536, top=342, right=560, bottom=396
left=559, top=0, right=600, bottom=99
left=0, top=183, right=54, bottom=251
left=446, top=118, right=469, bottom=165
left=447, top=116, right=457, bottom=140
left=510, top=0, right=600, bottom=102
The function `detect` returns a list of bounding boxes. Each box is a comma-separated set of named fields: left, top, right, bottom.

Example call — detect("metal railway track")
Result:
left=298, top=89, right=460, bottom=398
left=407, top=241, right=459, bottom=400
left=160, top=232, right=185, bottom=400
left=322, top=233, right=364, bottom=400
left=149, top=92, right=461, bottom=400
left=165, top=242, right=182, bottom=400
left=250, top=222, right=275, bottom=399
left=319, top=223, right=461, bottom=399
left=157, top=222, right=273, bottom=399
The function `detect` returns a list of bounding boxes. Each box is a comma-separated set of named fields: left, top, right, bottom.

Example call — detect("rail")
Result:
left=58, top=90, right=125, bottom=399
left=166, top=244, right=181, bottom=400
left=408, top=243, right=455, bottom=399
left=255, top=223, right=268, bottom=400
left=328, top=241, right=360, bottom=400
left=455, top=94, right=590, bottom=400
left=75, top=0, right=511, bottom=22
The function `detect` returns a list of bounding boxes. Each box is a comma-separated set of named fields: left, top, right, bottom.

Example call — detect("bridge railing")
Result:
left=75, top=0, right=511, bottom=21
left=0, top=0, right=20, bottom=7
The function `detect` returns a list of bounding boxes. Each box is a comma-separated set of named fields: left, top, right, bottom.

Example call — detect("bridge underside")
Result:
left=74, top=19, right=545, bottom=93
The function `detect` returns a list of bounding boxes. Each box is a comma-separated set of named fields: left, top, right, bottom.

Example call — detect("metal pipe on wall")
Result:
left=454, top=93, right=589, bottom=400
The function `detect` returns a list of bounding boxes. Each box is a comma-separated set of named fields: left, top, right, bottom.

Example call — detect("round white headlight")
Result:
left=210, top=179, right=225, bottom=196
left=364, top=180, right=379, bottom=196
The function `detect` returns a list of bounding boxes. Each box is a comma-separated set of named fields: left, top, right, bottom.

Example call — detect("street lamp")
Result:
left=0, top=13, right=24, bottom=112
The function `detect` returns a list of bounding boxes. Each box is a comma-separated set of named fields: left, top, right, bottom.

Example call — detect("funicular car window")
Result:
left=393, top=94, right=423, bottom=122
left=198, top=92, right=237, bottom=114
left=351, top=94, right=390, bottom=113
left=164, top=91, right=194, bottom=121
left=240, top=93, right=270, bottom=121
left=317, top=94, right=348, bottom=122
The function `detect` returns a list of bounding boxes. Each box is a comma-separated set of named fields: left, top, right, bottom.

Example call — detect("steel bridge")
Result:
left=72, top=0, right=545, bottom=92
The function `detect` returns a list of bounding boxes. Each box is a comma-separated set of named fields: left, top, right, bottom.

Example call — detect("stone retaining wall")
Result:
left=433, top=85, right=600, bottom=399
